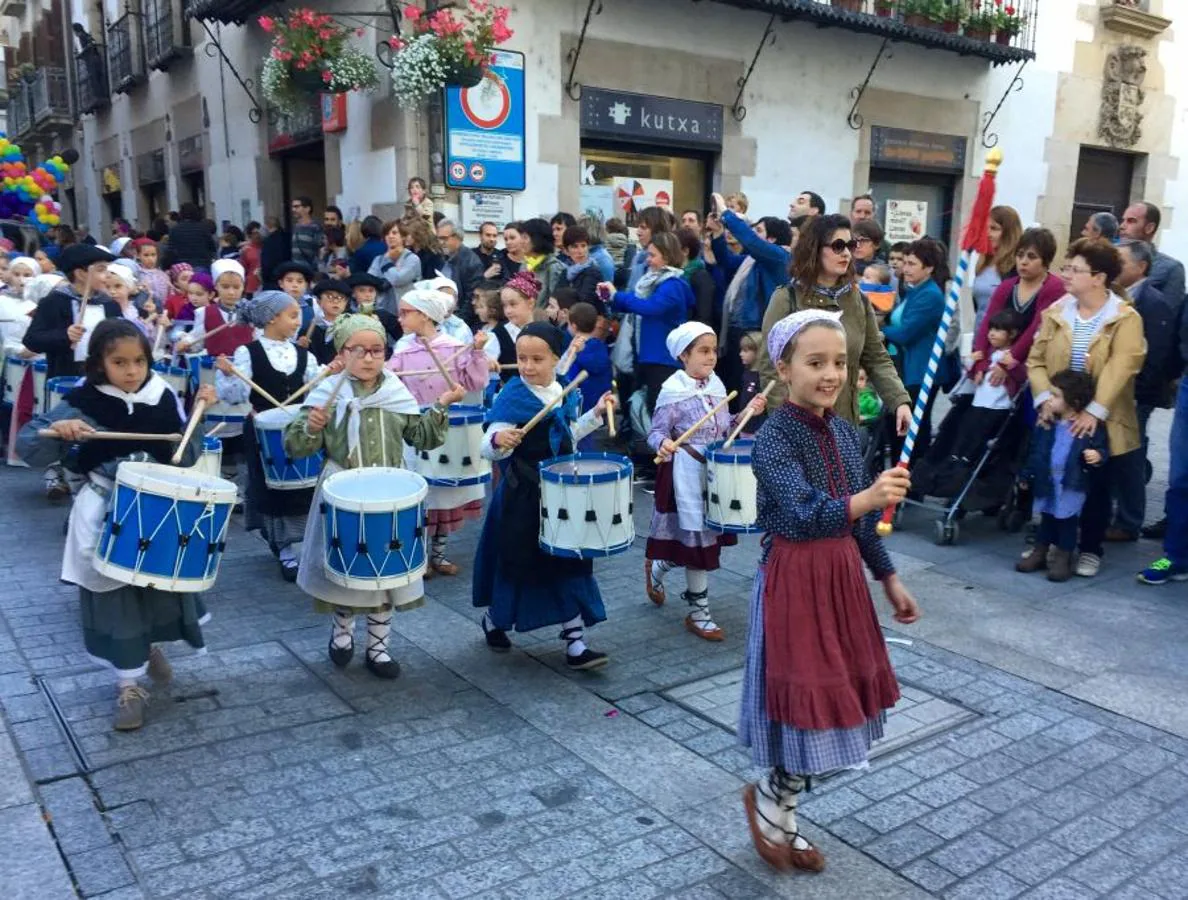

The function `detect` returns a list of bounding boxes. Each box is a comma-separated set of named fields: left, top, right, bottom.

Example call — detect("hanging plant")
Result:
left=258, top=9, right=379, bottom=116
left=388, top=1, right=514, bottom=109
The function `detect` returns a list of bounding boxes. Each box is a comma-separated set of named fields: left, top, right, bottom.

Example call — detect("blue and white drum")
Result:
left=2, top=354, right=31, bottom=405
left=187, top=353, right=250, bottom=432
left=254, top=406, right=323, bottom=490
left=320, top=467, right=428, bottom=590
left=705, top=439, right=760, bottom=534
left=195, top=436, right=223, bottom=477
left=185, top=353, right=214, bottom=393
left=45, top=376, right=80, bottom=409
left=153, top=361, right=189, bottom=398
left=31, top=359, right=47, bottom=415
left=93, top=461, right=237, bottom=592
left=410, top=404, right=490, bottom=487
left=538, top=453, right=634, bottom=559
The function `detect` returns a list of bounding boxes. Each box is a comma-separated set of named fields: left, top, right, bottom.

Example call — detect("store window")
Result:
left=580, top=145, right=710, bottom=228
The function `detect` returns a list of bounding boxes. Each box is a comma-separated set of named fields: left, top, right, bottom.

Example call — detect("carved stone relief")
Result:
left=1098, top=45, right=1146, bottom=147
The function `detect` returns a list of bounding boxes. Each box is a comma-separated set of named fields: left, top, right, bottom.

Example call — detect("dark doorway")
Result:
left=1071, top=147, right=1136, bottom=241
left=868, top=168, right=957, bottom=249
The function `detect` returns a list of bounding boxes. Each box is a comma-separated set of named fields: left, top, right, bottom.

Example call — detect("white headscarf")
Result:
left=105, top=263, right=138, bottom=290
left=211, top=259, right=245, bottom=283
left=400, top=288, right=451, bottom=324
left=25, top=273, right=65, bottom=304
left=9, top=256, right=38, bottom=276
left=665, top=321, right=715, bottom=362
left=110, top=236, right=132, bottom=257
left=766, top=309, right=845, bottom=364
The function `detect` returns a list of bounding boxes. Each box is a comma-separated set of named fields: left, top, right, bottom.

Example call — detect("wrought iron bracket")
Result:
left=564, top=0, right=602, bottom=102
left=200, top=19, right=272, bottom=124
left=336, top=2, right=403, bottom=69
left=847, top=36, right=892, bottom=130
left=981, top=60, right=1027, bottom=149
left=732, top=13, right=776, bottom=122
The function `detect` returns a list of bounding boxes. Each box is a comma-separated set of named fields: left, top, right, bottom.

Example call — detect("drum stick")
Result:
left=172, top=399, right=207, bottom=464
left=654, top=391, right=737, bottom=464
left=520, top=370, right=588, bottom=437
left=323, top=371, right=350, bottom=411
left=419, top=337, right=459, bottom=392
left=395, top=346, right=479, bottom=378
left=281, top=365, right=335, bottom=406
left=205, top=422, right=226, bottom=439
left=38, top=429, right=183, bottom=442
left=228, top=365, right=285, bottom=410
left=723, top=382, right=775, bottom=449
left=179, top=320, right=233, bottom=350
left=498, top=364, right=520, bottom=370
left=606, top=379, right=617, bottom=439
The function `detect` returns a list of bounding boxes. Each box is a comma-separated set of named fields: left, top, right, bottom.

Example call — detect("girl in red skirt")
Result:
left=741, top=309, right=919, bottom=873
left=645, top=321, right=766, bottom=640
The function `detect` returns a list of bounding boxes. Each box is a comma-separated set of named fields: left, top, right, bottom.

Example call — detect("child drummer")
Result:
left=645, top=321, right=766, bottom=641
left=474, top=322, right=614, bottom=669
left=386, top=286, right=491, bottom=576
left=741, top=309, right=918, bottom=873
left=17, top=319, right=219, bottom=731
left=214, top=291, right=334, bottom=582
left=304, top=279, right=350, bottom=365
left=284, top=314, right=462, bottom=678
left=346, top=271, right=402, bottom=347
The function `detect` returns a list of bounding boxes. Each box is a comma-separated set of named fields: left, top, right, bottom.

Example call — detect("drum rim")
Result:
left=705, top=516, right=763, bottom=534
left=204, top=414, right=249, bottom=423
left=705, top=438, right=755, bottom=463
left=322, top=466, right=429, bottom=511
left=32, top=360, right=47, bottom=370
left=539, top=537, right=635, bottom=559
left=117, top=460, right=239, bottom=502
left=539, top=452, right=633, bottom=485
left=420, top=403, right=486, bottom=425
left=254, top=405, right=301, bottom=426
left=7, top=358, right=33, bottom=368
left=152, top=362, right=189, bottom=375
left=423, top=473, right=491, bottom=487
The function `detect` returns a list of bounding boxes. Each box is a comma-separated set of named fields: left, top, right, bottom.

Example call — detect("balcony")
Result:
left=267, top=94, right=322, bottom=154
left=107, top=11, right=147, bottom=94
left=145, top=0, right=192, bottom=70
left=6, top=82, right=33, bottom=139
left=75, top=45, right=111, bottom=114
left=709, top=0, right=1037, bottom=65
left=185, top=0, right=268, bottom=25
left=30, top=67, right=72, bottom=131
left=178, top=133, right=204, bottom=173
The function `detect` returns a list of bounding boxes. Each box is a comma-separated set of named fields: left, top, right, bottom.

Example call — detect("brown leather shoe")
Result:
left=685, top=614, right=725, bottom=642
left=1016, top=544, right=1049, bottom=573
left=1105, top=527, right=1138, bottom=543
left=1047, top=548, right=1074, bottom=582
left=742, top=785, right=826, bottom=874
left=644, top=559, right=665, bottom=606
left=431, top=558, right=460, bottom=576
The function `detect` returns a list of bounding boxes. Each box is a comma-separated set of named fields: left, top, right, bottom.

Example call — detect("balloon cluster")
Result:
left=0, top=134, right=72, bottom=232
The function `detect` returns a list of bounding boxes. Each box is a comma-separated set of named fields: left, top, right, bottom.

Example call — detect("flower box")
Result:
left=964, top=26, right=991, bottom=41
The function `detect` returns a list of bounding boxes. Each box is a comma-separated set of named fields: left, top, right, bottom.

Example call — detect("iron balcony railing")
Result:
left=185, top=0, right=269, bottom=25
left=266, top=93, right=323, bottom=154
left=75, top=44, right=111, bottom=113
left=107, top=11, right=146, bottom=93
left=145, top=0, right=192, bottom=70
left=7, top=82, right=33, bottom=137
left=710, top=0, right=1038, bottom=64
left=30, top=66, right=71, bottom=125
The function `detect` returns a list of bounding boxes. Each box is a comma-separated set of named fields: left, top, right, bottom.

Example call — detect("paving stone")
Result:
left=864, top=823, right=945, bottom=868
left=930, top=830, right=1011, bottom=877
left=799, top=786, right=872, bottom=825
left=957, top=750, right=1027, bottom=785
left=68, top=845, right=136, bottom=896
left=991, top=712, right=1054, bottom=741
left=823, top=815, right=879, bottom=847
left=908, top=771, right=979, bottom=808
left=1017, top=876, right=1096, bottom=899
left=1016, top=758, right=1085, bottom=791
left=1001, top=840, right=1078, bottom=886
left=1134, top=852, right=1188, bottom=900
left=1049, top=815, right=1124, bottom=856
left=900, top=857, right=959, bottom=893
left=900, top=746, right=969, bottom=778
left=1062, top=846, right=1145, bottom=894
left=641, top=847, right=731, bottom=891
left=943, top=868, right=1029, bottom=900
left=969, top=779, right=1043, bottom=815
left=948, top=728, right=1014, bottom=759
left=1032, top=784, right=1099, bottom=823
left=1115, top=743, right=1178, bottom=777
left=919, top=799, right=996, bottom=840
left=852, top=794, right=931, bottom=834
left=851, top=765, right=922, bottom=801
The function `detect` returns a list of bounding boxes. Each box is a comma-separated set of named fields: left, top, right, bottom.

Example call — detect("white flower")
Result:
left=391, top=34, right=449, bottom=110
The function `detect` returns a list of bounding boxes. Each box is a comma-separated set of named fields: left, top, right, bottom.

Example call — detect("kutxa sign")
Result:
left=580, top=88, right=723, bottom=149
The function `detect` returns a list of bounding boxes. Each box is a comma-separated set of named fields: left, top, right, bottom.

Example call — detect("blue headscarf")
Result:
left=238, top=290, right=296, bottom=327
left=485, top=375, right=581, bottom=457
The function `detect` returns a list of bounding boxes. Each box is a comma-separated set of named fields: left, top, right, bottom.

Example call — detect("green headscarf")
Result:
left=330, top=312, right=387, bottom=352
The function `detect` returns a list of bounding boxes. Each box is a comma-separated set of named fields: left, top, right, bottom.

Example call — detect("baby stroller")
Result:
left=894, top=385, right=1030, bottom=545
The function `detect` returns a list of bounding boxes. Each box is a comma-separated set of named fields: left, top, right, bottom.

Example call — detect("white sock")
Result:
left=279, top=545, right=299, bottom=564
left=756, top=769, right=812, bottom=850
left=686, top=568, right=708, bottom=594
left=560, top=614, right=586, bottom=657
left=331, top=608, right=355, bottom=650
left=431, top=534, right=448, bottom=563
left=366, top=611, right=393, bottom=663
left=651, top=559, right=674, bottom=587
left=685, top=570, right=715, bottom=630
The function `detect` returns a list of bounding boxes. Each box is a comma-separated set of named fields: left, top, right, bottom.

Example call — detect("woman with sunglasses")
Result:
left=882, top=238, right=947, bottom=460
left=758, top=214, right=910, bottom=431
left=1026, top=238, right=1145, bottom=579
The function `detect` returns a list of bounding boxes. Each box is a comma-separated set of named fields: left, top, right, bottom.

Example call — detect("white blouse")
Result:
left=215, top=336, right=322, bottom=406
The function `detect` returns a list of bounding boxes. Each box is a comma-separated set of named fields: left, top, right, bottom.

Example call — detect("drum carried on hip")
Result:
left=153, top=361, right=190, bottom=398
left=44, top=376, right=80, bottom=410
left=410, top=404, right=490, bottom=487
left=705, top=439, right=760, bottom=534
left=320, top=467, right=428, bottom=590
left=31, top=359, right=47, bottom=415
left=93, top=462, right=237, bottom=592
left=539, top=453, right=634, bottom=559
left=2, top=354, right=31, bottom=406
left=254, top=406, right=323, bottom=489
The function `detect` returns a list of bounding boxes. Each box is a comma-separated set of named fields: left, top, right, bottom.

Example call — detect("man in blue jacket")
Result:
left=707, top=192, right=791, bottom=402
left=1120, top=201, right=1184, bottom=310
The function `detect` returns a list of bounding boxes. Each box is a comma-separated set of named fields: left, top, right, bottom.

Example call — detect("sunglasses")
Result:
left=827, top=239, right=859, bottom=255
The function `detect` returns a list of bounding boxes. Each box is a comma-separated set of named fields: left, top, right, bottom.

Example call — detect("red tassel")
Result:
left=960, top=168, right=998, bottom=256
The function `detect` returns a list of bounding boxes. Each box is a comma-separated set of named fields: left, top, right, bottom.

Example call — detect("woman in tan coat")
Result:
left=1027, top=238, right=1146, bottom=578
left=758, top=214, right=910, bottom=431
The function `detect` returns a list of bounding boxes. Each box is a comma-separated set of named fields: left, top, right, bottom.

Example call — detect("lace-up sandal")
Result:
left=683, top=589, right=724, bottom=641
left=364, top=613, right=400, bottom=679
left=645, top=559, right=670, bottom=606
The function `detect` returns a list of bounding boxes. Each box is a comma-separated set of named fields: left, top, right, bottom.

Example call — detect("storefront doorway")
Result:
left=580, top=143, right=712, bottom=228
left=1071, top=146, right=1135, bottom=241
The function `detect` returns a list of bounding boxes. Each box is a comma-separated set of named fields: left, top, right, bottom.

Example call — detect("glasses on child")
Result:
left=343, top=346, right=385, bottom=360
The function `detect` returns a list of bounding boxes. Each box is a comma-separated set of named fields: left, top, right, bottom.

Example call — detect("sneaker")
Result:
left=113, top=684, right=149, bottom=731
left=1075, top=552, right=1102, bottom=578
left=146, top=646, right=172, bottom=685
left=1137, top=557, right=1188, bottom=585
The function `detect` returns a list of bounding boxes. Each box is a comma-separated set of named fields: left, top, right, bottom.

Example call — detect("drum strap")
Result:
left=681, top=445, right=706, bottom=464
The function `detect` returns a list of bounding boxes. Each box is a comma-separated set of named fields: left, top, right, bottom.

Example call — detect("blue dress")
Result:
left=472, top=379, right=606, bottom=633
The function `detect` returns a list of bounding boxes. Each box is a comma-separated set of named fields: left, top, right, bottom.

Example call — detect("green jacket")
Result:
left=758, top=282, right=909, bottom=425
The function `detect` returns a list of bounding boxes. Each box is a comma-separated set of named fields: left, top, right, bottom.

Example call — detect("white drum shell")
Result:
left=539, top=455, right=634, bottom=559
left=705, top=442, right=759, bottom=533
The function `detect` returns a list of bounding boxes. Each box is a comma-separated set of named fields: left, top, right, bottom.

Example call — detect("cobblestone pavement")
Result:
left=0, top=409, right=1185, bottom=899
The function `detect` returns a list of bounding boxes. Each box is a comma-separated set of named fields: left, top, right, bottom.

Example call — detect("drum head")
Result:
left=323, top=467, right=428, bottom=511
left=707, top=439, right=754, bottom=463
left=117, top=461, right=238, bottom=502
left=540, top=452, right=632, bottom=484
left=255, top=406, right=300, bottom=428
left=546, top=459, right=620, bottom=477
